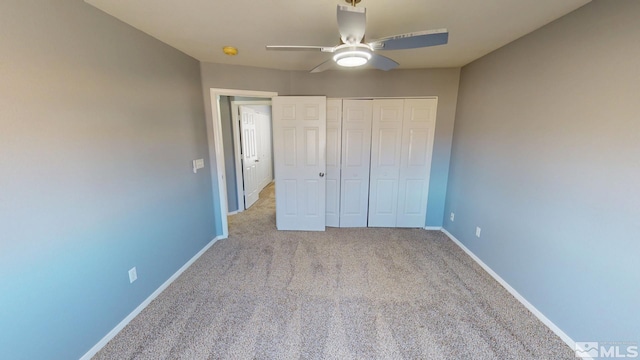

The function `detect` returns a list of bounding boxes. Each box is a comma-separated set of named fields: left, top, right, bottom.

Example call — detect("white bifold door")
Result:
left=368, top=99, right=404, bottom=227
left=340, top=100, right=373, bottom=228
left=368, top=98, right=437, bottom=227
left=395, top=99, right=437, bottom=227
left=325, top=99, right=343, bottom=227
left=272, top=96, right=327, bottom=231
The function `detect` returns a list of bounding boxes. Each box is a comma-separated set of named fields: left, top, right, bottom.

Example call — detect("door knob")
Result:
left=319, top=172, right=325, bottom=177
left=255, top=159, right=260, bottom=162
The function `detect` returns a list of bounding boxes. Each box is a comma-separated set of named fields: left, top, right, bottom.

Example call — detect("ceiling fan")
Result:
left=265, top=0, right=449, bottom=73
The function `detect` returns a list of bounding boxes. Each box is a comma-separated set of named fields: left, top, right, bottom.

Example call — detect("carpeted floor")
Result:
left=95, top=182, right=574, bottom=359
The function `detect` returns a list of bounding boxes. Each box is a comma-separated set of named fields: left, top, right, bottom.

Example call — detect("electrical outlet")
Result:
left=475, top=227, right=481, bottom=238
left=450, top=212, right=455, bottom=222
left=128, top=267, right=137, bottom=283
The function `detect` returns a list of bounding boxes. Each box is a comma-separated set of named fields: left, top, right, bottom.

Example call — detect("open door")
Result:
left=272, top=96, right=327, bottom=231
left=239, top=106, right=260, bottom=209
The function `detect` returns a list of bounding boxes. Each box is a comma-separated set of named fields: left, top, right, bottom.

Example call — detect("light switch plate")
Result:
left=192, top=159, right=205, bottom=173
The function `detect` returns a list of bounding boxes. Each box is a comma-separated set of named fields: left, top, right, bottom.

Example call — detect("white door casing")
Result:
left=340, top=100, right=373, bottom=228
left=396, top=99, right=437, bottom=227
left=240, top=106, right=260, bottom=209
left=273, top=96, right=327, bottom=231
left=325, top=99, right=342, bottom=228
left=368, top=99, right=404, bottom=227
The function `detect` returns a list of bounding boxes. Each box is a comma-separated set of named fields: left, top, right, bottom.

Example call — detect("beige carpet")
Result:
left=95, top=182, right=574, bottom=359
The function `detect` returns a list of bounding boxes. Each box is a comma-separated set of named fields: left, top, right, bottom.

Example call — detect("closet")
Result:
left=327, top=98, right=437, bottom=228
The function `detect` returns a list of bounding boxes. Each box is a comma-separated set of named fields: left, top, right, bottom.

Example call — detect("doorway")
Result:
left=231, top=100, right=273, bottom=212
left=208, top=89, right=278, bottom=238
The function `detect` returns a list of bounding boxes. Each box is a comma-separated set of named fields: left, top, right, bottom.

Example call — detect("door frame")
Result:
left=208, top=89, right=278, bottom=238
left=231, top=100, right=273, bottom=213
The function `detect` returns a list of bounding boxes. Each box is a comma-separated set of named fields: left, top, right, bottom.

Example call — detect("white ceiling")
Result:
left=85, top=0, right=590, bottom=72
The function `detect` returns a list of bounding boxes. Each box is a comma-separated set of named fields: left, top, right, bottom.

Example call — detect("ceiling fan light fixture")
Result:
left=333, top=50, right=371, bottom=67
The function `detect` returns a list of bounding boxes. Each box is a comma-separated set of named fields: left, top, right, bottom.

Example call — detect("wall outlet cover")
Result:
left=128, top=267, right=137, bottom=283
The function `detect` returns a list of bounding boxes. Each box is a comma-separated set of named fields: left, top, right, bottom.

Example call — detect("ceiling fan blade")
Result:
left=369, top=29, right=448, bottom=51
left=369, top=53, right=399, bottom=71
left=266, top=45, right=335, bottom=52
left=337, top=5, right=366, bottom=44
left=310, top=59, right=335, bottom=73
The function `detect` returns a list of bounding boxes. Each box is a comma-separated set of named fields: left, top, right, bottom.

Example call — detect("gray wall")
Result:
left=200, top=63, right=290, bottom=232
left=445, top=0, right=639, bottom=343
left=0, top=1, right=214, bottom=359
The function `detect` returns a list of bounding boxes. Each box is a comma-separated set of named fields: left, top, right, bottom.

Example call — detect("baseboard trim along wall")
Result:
left=79, top=235, right=225, bottom=360
left=440, top=228, right=576, bottom=351
left=423, top=226, right=443, bottom=231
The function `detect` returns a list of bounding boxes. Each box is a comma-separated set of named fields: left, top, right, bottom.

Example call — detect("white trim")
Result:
left=423, top=226, right=442, bottom=231
left=211, top=93, right=230, bottom=238
left=230, top=102, right=245, bottom=213
left=208, top=89, right=278, bottom=238
left=227, top=210, right=238, bottom=216
left=440, top=228, right=576, bottom=351
left=79, top=235, right=225, bottom=360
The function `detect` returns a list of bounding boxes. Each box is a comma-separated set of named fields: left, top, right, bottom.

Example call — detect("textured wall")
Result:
left=0, top=1, right=214, bottom=358
left=445, top=0, right=640, bottom=343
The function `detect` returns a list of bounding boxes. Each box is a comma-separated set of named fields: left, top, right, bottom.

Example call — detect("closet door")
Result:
left=340, top=100, right=372, bottom=227
left=396, top=99, right=437, bottom=227
left=368, top=99, right=404, bottom=227
left=325, top=99, right=342, bottom=227
left=273, top=96, right=327, bottom=231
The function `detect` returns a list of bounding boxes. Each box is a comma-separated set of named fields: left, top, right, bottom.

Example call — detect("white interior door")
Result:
left=240, top=106, right=260, bottom=209
left=340, top=100, right=372, bottom=228
left=273, top=96, right=327, bottom=231
left=325, top=99, right=342, bottom=227
left=368, top=99, right=404, bottom=227
left=256, top=110, right=273, bottom=190
left=396, top=99, right=437, bottom=227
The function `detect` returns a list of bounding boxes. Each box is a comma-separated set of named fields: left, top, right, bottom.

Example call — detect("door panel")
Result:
left=240, top=107, right=260, bottom=209
left=273, top=96, right=326, bottom=231
left=396, top=99, right=437, bottom=227
left=256, top=110, right=273, bottom=191
left=340, top=100, right=372, bottom=227
left=325, top=99, right=342, bottom=227
left=368, top=99, right=404, bottom=227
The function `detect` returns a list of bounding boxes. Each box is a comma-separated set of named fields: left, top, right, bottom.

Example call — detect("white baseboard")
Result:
left=423, top=226, right=443, bottom=231
left=79, top=235, right=225, bottom=360
left=440, top=228, right=576, bottom=352
left=227, top=211, right=238, bottom=216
